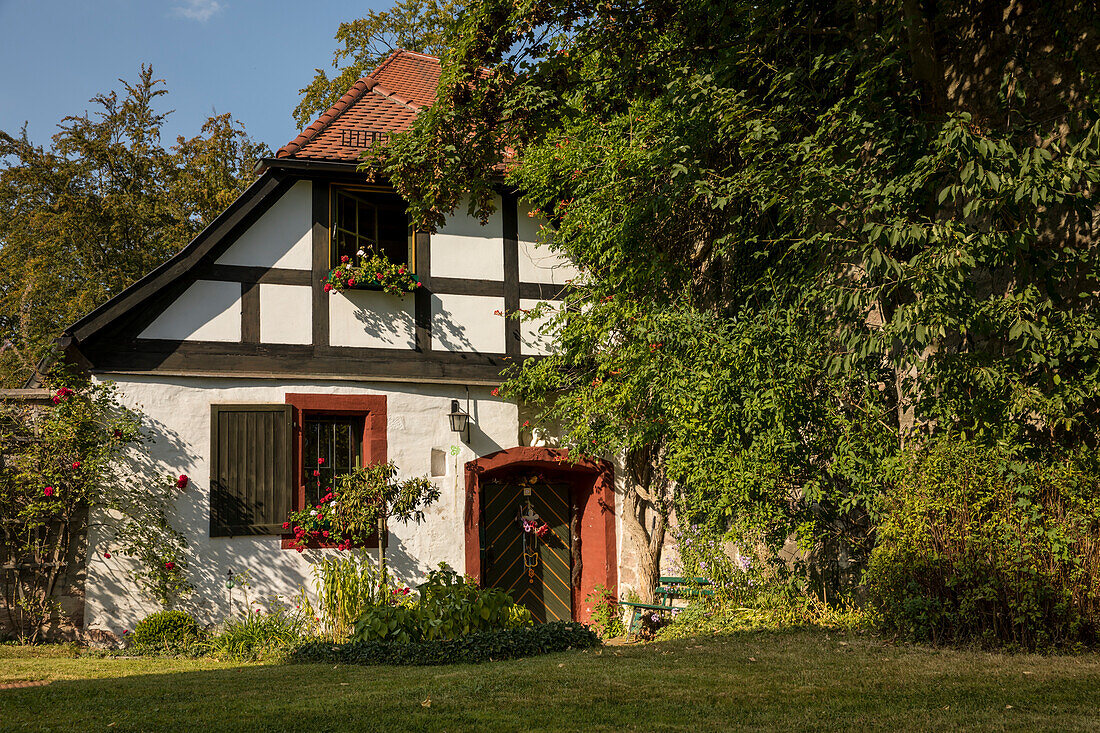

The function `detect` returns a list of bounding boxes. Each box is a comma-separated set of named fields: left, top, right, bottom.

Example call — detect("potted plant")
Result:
left=323, top=248, right=421, bottom=295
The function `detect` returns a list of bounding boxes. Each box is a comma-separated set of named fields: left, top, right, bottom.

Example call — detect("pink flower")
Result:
left=164, top=561, right=175, bottom=570
left=415, top=281, right=421, bottom=288
left=43, top=486, right=54, bottom=497
left=71, top=461, right=81, bottom=469
left=104, top=551, right=111, bottom=559
left=176, top=474, right=189, bottom=489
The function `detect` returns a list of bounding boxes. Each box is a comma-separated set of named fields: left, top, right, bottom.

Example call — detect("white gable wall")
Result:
left=139, top=280, right=242, bottom=342
left=518, top=199, right=578, bottom=285
left=330, top=290, right=417, bottom=349
left=431, top=194, right=505, bottom=280
left=214, top=180, right=313, bottom=270
left=431, top=293, right=506, bottom=353
left=259, top=284, right=312, bottom=345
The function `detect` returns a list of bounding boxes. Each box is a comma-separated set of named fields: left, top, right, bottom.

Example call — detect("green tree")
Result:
left=0, top=66, right=268, bottom=387
left=293, top=0, right=467, bottom=128
left=377, top=0, right=1100, bottom=598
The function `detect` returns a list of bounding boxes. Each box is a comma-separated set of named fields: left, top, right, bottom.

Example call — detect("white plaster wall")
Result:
left=330, top=290, right=417, bottom=349
left=518, top=199, right=579, bottom=285
left=83, top=375, right=517, bottom=636
left=431, top=293, right=505, bottom=353
left=139, top=280, right=242, bottom=342
left=214, top=180, right=313, bottom=270
left=431, top=195, right=505, bottom=280
left=519, top=298, right=561, bottom=356
left=260, top=284, right=312, bottom=345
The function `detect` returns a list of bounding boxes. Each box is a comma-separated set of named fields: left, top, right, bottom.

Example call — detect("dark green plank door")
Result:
left=481, top=476, right=573, bottom=623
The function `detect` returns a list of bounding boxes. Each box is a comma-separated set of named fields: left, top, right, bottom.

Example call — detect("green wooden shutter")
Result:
left=210, top=404, right=293, bottom=537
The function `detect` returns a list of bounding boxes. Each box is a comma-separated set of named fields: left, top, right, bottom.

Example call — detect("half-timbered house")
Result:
left=52, top=51, right=619, bottom=635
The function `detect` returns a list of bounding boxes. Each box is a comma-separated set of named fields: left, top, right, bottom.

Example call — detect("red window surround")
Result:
left=281, top=393, right=387, bottom=550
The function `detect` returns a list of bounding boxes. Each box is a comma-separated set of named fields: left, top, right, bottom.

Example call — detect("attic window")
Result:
left=331, top=188, right=414, bottom=272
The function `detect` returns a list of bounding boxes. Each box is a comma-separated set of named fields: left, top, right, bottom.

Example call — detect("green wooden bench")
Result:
left=620, top=576, right=713, bottom=635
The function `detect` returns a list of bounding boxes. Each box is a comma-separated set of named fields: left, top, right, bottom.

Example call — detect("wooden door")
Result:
left=481, top=475, right=572, bottom=622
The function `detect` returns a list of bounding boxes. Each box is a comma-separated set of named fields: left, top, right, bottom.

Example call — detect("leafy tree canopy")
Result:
left=379, top=0, right=1100, bottom=589
left=293, top=0, right=468, bottom=128
left=0, top=66, right=269, bottom=386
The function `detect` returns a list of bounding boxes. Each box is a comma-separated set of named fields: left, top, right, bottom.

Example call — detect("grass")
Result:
left=3, top=629, right=1100, bottom=731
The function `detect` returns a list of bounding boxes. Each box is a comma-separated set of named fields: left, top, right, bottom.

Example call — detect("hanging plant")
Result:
left=323, top=249, right=421, bottom=295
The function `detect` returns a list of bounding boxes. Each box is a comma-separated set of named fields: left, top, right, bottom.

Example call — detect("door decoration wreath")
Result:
left=518, top=500, right=550, bottom=582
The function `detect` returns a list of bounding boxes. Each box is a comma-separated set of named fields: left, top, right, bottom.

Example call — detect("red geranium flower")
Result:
left=164, top=561, right=176, bottom=570
left=323, top=283, right=333, bottom=292
left=340, top=255, right=349, bottom=263
left=43, top=486, right=54, bottom=497
left=491, top=388, right=500, bottom=397
left=176, top=474, right=189, bottom=489
left=318, top=457, right=325, bottom=465
left=104, top=551, right=111, bottom=559
left=313, top=470, right=320, bottom=477
left=282, top=521, right=290, bottom=530
left=71, top=461, right=81, bottom=469
left=348, top=279, right=356, bottom=287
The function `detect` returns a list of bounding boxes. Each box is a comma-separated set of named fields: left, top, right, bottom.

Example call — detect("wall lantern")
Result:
left=449, top=399, right=470, bottom=442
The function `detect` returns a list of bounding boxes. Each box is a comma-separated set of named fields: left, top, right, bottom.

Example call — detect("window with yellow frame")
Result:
left=330, top=187, right=415, bottom=271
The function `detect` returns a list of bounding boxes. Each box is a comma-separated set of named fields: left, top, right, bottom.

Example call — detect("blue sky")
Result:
left=0, top=0, right=389, bottom=153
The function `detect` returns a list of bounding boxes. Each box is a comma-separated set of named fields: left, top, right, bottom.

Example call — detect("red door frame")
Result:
left=465, top=447, right=616, bottom=624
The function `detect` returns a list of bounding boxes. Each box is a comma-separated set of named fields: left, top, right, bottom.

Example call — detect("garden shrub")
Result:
left=290, top=621, right=599, bottom=666
left=865, top=437, right=1100, bottom=649
left=350, top=564, right=522, bottom=643
left=130, top=610, right=199, bottom=650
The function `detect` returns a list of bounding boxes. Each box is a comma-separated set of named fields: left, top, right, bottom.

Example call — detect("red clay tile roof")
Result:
left=276, top=50, right=441, bottom=162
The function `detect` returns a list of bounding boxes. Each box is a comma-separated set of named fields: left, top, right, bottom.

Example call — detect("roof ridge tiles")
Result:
left=277, top=78, right=376, bottom=158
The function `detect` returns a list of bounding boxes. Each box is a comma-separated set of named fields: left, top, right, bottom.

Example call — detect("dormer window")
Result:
left=331, top=187, right=414, bottom=271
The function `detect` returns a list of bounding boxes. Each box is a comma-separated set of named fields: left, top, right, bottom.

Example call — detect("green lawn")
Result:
left=2, top=630, right=1100, bottom=731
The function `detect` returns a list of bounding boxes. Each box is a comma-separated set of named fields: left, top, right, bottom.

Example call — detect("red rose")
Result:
left=43, top=486, right=54, bottom=497
left=415, top=281, right=421, bottom=288
left=323, top=283, right=333, bottom=292
left=164, top=561, right=175, bottom=570
left=176, top=474, right=189, bottom=489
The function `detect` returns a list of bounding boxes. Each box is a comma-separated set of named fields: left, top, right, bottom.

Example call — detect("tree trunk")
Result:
left=622, top=446, right=671, bottom=604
